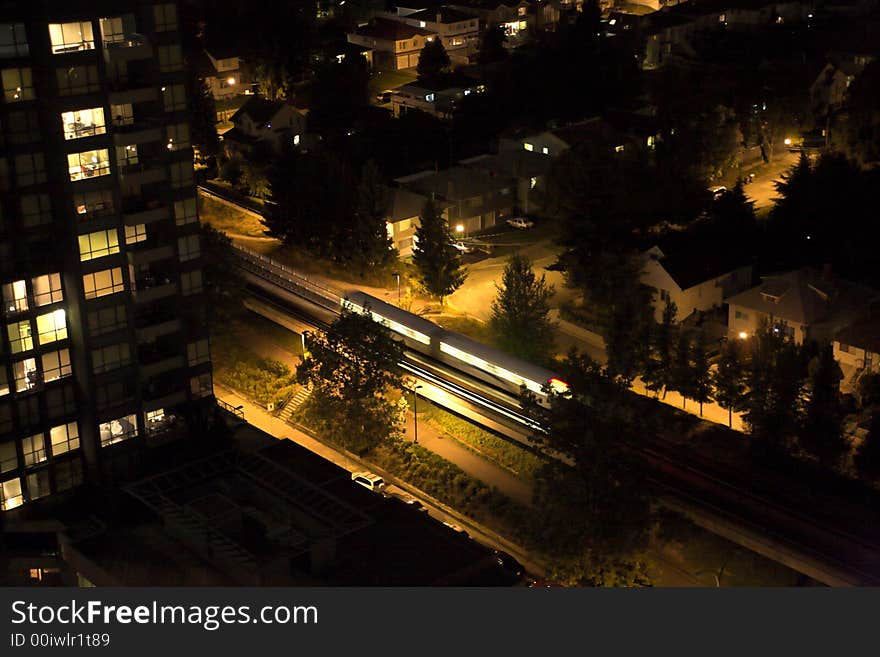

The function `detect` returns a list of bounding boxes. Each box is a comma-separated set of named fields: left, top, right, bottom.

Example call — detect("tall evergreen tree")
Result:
left=188, top=70, right=219, bottom=159
left=671, top=329, right=693, bottom=409
left=712, top=338, right=746, bottom=427
left=417, top=38, right=451, bottom=85
left=643, top=298, right=677, bottom=398
left=412, top=198, right=466, bottom=305
left=490, top=254, right=556, bottom=362
left=690, top=330, right=713, bottom=416
left=349, top=161, right=395, bottom=276
left=800, top=344, right=846, bottom=464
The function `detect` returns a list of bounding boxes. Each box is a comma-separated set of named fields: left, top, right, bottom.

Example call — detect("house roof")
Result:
left=354, top=17, right=435, bottom=41
left=230, top=97, right=287, bottom=126
left=397, top=165, right=509, bottom=200
left=388, top=187, right=430, bottom=222
left=406, top=7, right=479, bottom=22
left=725, top=268, right=879, bottom=326
left=647, top=244, right=753, bottom=291
left=835, top=315, right=880, bottom=354
left=459, top=149, right=552, bottom=179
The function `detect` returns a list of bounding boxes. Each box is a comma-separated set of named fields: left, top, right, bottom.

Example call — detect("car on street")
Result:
left=506, top=217, right=534, bottom=229
left=708, top=185, right=727, bottom=200
left=493, top=550, right=525, bottom=578
left=375, top=90, right=393, bottom=104
left=351, top=471, right=386, bottom=493
left=450, top=240, right=473, bottom=254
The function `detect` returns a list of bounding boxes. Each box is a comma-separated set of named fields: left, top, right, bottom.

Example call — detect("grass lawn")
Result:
left=368, top=68, right=417, bottom=95
left=257, top=242, right=402, bottom=289
left=198, top=193, right=266, bottom=238
left=432, top=314, right=494, bottom=343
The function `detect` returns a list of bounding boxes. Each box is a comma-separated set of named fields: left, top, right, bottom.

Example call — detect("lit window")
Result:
left=98, top=17, right=125, bottom=46
left=529, top=176, right=537, bottom=189
left=0, top=477, right=23, bottom=511
left=21, top=433, right=46, bottom=466
left=35, top=309, right=67, bottom=345
left=110, top=103, right=134, bottom=126
left=187, top=339, right=210, bottom=366
left=32, top=273, right=63, bottom=306
left=74, top=189, right=114, bottom=220
left=542, top=147, right=549, bottom=155
left=153, top=3, right=178, bottom=32
left=20, top=194, right=51, bottom=228
left=190, top=373, right=212, bottom=399
left=67, top=149, right=111, bottom=182
left=615, top=145, right=625, bottom=153
left=13, top=357, right=38, bottom=392
left=61, top=107, right=105, bottom=140
left=2, top=280, right=28, bottom=314
left=125, top=224, right=147, bottom=244
left=91, top=342, right=130, bottom=374
left=523, top=143, right=533, bottom=152
left=180, top=270, right=202, bottom=296
left=162, top=84, right=185, bottom=112
left=2, top=67, right=34, bottom=102
left=15, top=152, right=46, bottom=186
left=173, top=197, right=197, bottom=226
left=115, top=144, right=139, bottom=169
left=82, top=267, right=125, bottom=299
left=0, top=442, right=16, bottom=472
left=78, top=229, right=120, bottom=261
left=56, top=64, right=99, bottom=96
left=0, top=23, right=29, bottom=58
left=0, top=371, right=8, bottom=397
left=146, top=408, right=164, bottom=423
left=99, top=414, right=137, bottom=447
left=48, top=22, right=95, bottom=54
left=177, top=234, right=200, bottom=262
left=425, top=93, right=435, bottom=102
left=166, top=123, right=190, bottom=150
left=41, top=349, right=71, bottom=383
left=293, top=134, right=300, bottom=146
left=7, top=320, right=33, bottom=353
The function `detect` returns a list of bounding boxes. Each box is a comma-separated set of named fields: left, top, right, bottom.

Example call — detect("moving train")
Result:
left=341, top=291, right=569, bottom=407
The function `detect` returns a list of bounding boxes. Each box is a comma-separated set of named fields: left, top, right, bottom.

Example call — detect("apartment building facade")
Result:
left=0, top=0, right=213, bottom=514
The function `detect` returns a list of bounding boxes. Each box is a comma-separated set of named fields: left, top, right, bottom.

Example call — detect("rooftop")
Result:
left=459, top=149, right=553, bottom=179
left=230, top=96, right=289, bottom=126
left=354, top=17, right=436, bottom=41
left=406, top=7, right=480, bottom=23
left=396, top=165, right=511, bottom=200
left=646, top=243, right=753, bottom=291
left=835, top=314, right=880, bottom=354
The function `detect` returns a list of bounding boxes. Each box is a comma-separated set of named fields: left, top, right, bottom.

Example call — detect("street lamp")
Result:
left=455, top=224, right=465, bottom=239
left=411, top=384, right=423, bottom=444
left=395, top=273, right=401, bottom=306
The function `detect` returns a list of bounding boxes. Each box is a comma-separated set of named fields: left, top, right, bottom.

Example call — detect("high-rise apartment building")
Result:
left=0, top=0, right=212, bottom=514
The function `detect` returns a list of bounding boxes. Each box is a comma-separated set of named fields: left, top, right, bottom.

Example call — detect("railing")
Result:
left=104, top=33, right=149, bottom=49
left=217, top=398, right=244, bottom=419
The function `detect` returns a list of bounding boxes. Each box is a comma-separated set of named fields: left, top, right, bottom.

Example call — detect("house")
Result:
left=202, top=45, right=250, bottom=101
left=641, top=245, right=754, bottom=323
left=833, top=315, right=880, bottom=391
left=222, top=97, right=307, bottom=156
left=390, top=77, right=486, bottom=118
left=498, top=117, right=645, bottom=158
left=382, top=7, right=481, bottom=65
left=725, top=267, right=880, bottom=345
left=347, top=17, right=436, bottom=70
left=447, top=1, right=536, bottom=45
left=458, top=148, right=552, bottom=214
left=385, top=187, right=430, bottom=257
left=396, top=165, right=514, bottom=234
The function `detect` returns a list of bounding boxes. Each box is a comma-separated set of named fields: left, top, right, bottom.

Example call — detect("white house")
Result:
left=222, top=97, right=307, bottom=156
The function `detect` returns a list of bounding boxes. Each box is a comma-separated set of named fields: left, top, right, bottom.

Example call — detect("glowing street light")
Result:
left=227, top=76, right=236, bottom=86
left=738, top=331, right=748, bottom=340
left=784, top=138, right=792, bottom=146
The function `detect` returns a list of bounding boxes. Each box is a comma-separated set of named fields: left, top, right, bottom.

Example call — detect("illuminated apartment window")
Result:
left=48, top=22, right=95, bottom=54
left=530, top=176, right=538, bottom=189
left=13, top=357, right=38, bottom=392
left=180, top=270, right=202, bottom=296
left=523, top=143, right=533, bottom=152
left=50, top=422, right=79, bottom=456
left=15, top=152, right=46, bottom=186
left=91, top=342, right=130, bottom=374
left=542, top=147, right=549, bottom=155
left=87, top=304, right=126, bottom=336
left=41, top=349, right=71, bottom=383
left=146, top=408, right=165, bottom=424
left=187, top=339, right=210, bottom=366
left=2, top=67, right=34, bottom=102
left=56, top=64, right=99, bottom=95
left=82, top=267, right=125, bottom=299
left=7, top=320, right=33, bottom=353
left=21, top=433, right=46, bottom=466
left=98, top=17, right=125, bottom=45
left=165, top=123, right=190, bottom=150
left=35, top=309, right=67, bottom=345
left=115, top=144, right=139, bottom=168
left=32, top=273, right=63, bottom=306
left=173, top=197, right=197, bottom=226
left=154, top=3, right=179, bottom=32
left=61, top=107, right=106, bottom=140
left=99, top=414, right=137, bottom=447
left=162, top=84, right=185, bottom=112
left=2, top=280, right=27, bottom=314
left=177, top=234, right=200, bottom=262
left=0, top=23, right=29, bottom=58
left=110, top=103, right=134, bottom=126
left=157, top=44, right=183, bottom=72
left=190, top=372, right=212, bottom=399
left=615, top=145, right=625, bottom=153
left=125, top=224, right=147, bottom=244
left=67, top=149, right=111, bottom=182
left=74, top=189, right=114, bottom=219
left=0, top=477, right=23, bottom=511
left=0, top=369, right=8, bottom=396
left=0, top=442, right=16, bottom=472
left=21, top=194, right=51, bottom=228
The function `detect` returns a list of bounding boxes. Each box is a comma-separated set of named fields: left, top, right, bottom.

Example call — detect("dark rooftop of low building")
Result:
left=649, top=242, right=754, bottom=291
left=231, top=96, right=287, bottom=126
left=354, top=17, right=436, bottom=40
left=835, top=314, right=880, bottom=354
left=406, top=6, right=480, bottom=22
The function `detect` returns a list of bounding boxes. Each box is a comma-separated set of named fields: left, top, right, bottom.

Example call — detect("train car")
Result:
left=341, top=291, right=569, bottom=406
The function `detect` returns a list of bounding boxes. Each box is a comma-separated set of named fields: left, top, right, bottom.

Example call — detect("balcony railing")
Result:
left=104, top=33, right=149, bottom=49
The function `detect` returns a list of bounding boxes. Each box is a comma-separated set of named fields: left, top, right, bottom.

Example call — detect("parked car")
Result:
left=450, top=240, right=473, bottom=254
left=375, top=90, right=393, bottom=104
left=351, top=471, right=386, bottom=493
left=708, top=186, right=727, bottom=200
left=493, top=549, right=525, bottom=578
left=506, top=217, right=534, bottom=229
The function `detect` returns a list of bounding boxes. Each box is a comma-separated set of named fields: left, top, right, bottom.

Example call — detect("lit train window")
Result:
left=440, top=342, right=544, bottom=394
left=342, top=299, right=431, bottom=345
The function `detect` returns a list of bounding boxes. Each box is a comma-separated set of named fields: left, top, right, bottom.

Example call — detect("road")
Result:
left=740, top=150, right=799, bottom=210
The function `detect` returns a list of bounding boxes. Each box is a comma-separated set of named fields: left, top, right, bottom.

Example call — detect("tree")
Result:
left=412, top=197, right=466, bottom=304
left=800, top=344, right=846, bottom=464
left=478, top=25, right=508, bottom=67
left=843, top=60, right=880, bottom=169
left=348, top=161, right=396, bottom=276
left=712, top=339, right=746, bottom=427
left=240, top=160, right=271, bottom=199
left=309, top=56, right=370, bottom=139
left=670, top=329, right=693, bottom=409
left=690, top=330, right=713, bottom=416
left=199, top=224, right=244, bottom=322
left=253, top=58, right=291, bottom=101
left=643, top=299, right=677, bottom=398
left=297, top=308, right=404, bottom=454
left=417, top=38, right=450, bottom=85
left=854, top=413, right=880, bottom=480
left=188, top=71, right=219, bottom=159
left=490, top=254, right=556, bottom=362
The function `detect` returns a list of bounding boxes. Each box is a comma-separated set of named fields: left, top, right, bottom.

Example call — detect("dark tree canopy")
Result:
left=412, top=198, right=466, bottom=304
left=490, top=254, right=556, bottom=362
left=712, top=338, right=747, bottom=428
left=478, top=25, right=508, bottom=67
left=799, top=344, right=845, bottom=464
left=417, top=38, right=451, bottom=85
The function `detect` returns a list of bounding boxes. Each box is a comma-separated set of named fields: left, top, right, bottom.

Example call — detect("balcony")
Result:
left=103, top=33, right=152, bottom=64
left=113, top=125, right=163, bottom=147
left=128, top=243, right=175, bottom=266
left=140, top=354, right=184, bottom=379
left=144, top=411, right=185, bottom=446
left=136, top=317, right=181, bottom=343
left=117, top=163, right=167, bottom=187
left=122, top=200, right=168, bottom=225
left=132, top=273, right=176, bottom=304
left=108, top=86, right=157, bottom=106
